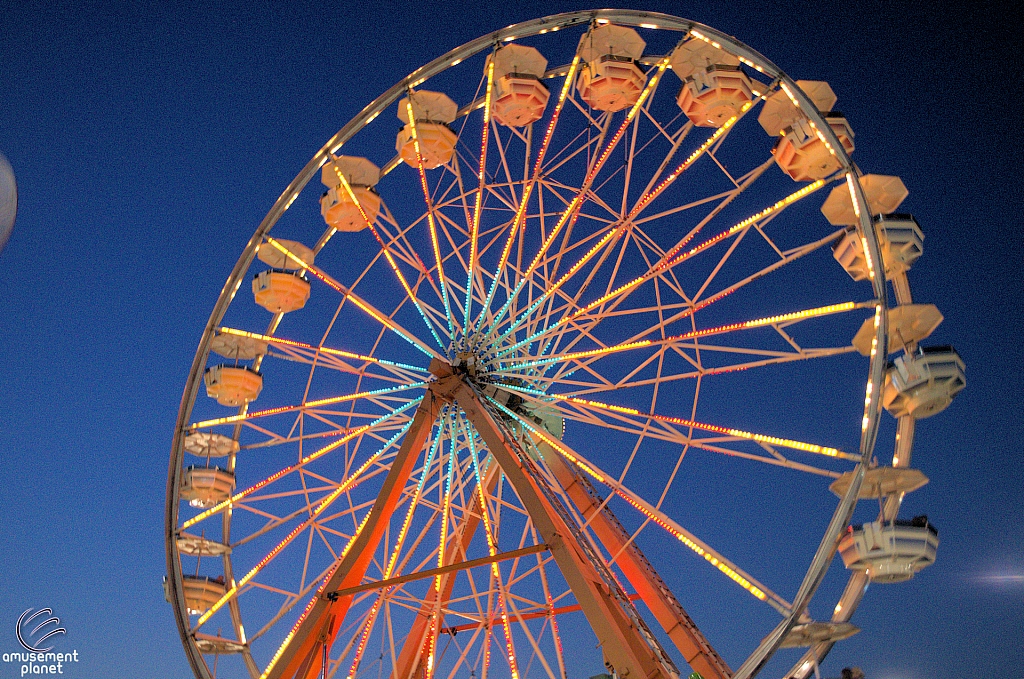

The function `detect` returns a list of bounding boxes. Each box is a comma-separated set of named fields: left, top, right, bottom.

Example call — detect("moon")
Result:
left=0, top=153, right=17, bottom=253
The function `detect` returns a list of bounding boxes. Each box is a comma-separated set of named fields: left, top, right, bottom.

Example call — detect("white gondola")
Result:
left=757, top=80, right=837, bottom=136
left=852, top=304, right=943, bottom=356
left=183, top=431, right=240, bottom=458
left=176, top=532, right=232, bottom=556
left=396, top=91, right=458, bottom=169
left=774, top=114, right=854, bottom=181
left=252, top=269, right=310, bottom=314
left=209, top=331, right=267, bottom=361
left=780, top=621, right=859, bottom=648
left=829, top=466, right=929, bottom=499
left=876, top=213, right=925, bottom=274
left=671, top=38, right=753, bottom=128
left=320, top=156, right=381, bottom=232
left=180, top=465, right=235, bottom=508
left=489, top=45, right=550, bottom=127
left=883, top=346, right=966, bottom=418
left=204, top=364, right=263, bottom=406
left=194, top=633, right=246, bottom=654
left=181, top=575, right=228, bottom=615
left=834, top=212, right=926, bottom=281
left=822, top=174, right=909, bottom=226
left=838, top=516, right=939, bottom=583
left=256, top=238, right=314, bottom=270
left=577, top=24, right=646, bottom=112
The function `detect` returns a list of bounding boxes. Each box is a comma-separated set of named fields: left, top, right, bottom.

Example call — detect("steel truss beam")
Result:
left=536, top=442, right=732, bottom=679
left=439, top=361, right=678, bottom=679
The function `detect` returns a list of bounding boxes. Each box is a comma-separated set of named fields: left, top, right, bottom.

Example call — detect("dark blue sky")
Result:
left=1, top=1, right=1020, bottom=678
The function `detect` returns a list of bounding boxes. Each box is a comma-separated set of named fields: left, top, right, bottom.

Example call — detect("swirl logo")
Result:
left=16, top=608, right=66, bottom=652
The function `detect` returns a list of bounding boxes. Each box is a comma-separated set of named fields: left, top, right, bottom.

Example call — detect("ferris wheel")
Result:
left=165, top=11, right=966, bottom=679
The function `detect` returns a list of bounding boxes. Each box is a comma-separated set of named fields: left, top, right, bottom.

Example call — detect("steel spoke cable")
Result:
left=465, top=57, right=496, bottom=337
left=403, top=99, right=458, bottom=341
left=482, top=57, right=672, bottom=340
left=182, top=398, right=422, bottom=530
left=474, top=53, right=584, bottom=337
left=189, top=420, right=418, bottom=631
left=264, top=238, right=442, bottom=360
left=327, top=156, right=449, bottom=351
left=490, top=399, right=791, bottom=614
left=189, top=383, right=426, bottom=430
left=492, top=174, right=824, bottom=361
left=502, top=300, right=870, bottom=372
left=344, top=413, right=447, bottom=679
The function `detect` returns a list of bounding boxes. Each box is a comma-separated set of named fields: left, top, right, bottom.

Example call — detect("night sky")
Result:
left=1, top=1, right=1020, bottom=678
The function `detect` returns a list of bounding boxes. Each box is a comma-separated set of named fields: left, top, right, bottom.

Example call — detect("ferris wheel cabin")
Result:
left=203, top=364, right=263, bottom=406
left=670, top=40, right=754, bottom=128
left=576, top=24, right=647, bottom=112
left=320, top=156, right=382, bottom=232
left=180, top=575, right=228, bottom=615
left=183, top=431, right=240, bottom=458
left=838, top=516, right=939, bottom=583
left=179, top=465, right=235, bottom=508
left=883, top=346, right=966, bottom=418
left=489, top=44, right=550, bottom=127
left=396, top=90, right=458, bottom=169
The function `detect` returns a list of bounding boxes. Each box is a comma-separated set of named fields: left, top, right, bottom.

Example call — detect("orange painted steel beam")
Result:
left=537, top=441, right=732, bottom=679
left=265, top=392, right=442, bottom=679
left=329, top=543, right=548, bottom=601
left=444, top=368, right=677, bottom=679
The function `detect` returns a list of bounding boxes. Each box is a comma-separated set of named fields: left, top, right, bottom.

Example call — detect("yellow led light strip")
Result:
left=465, top=59, right=495, bottom=333
left=486, top=58, right=671, bottom=337
left=520, top=58, right=670, bottom=284
left=496, top=179, right=827, bottom=359
left=193, top=436, right=395, bottom=627
left=659, top=179, right=827, bottom=270
left=475, top=55, right=582, bottom=335
left=862, top=304, right=882, bottom=433
left=404, top=99, right=456, bottom=338
left=468, top=424, right=520, bottom=679
left=535, top=392, right=855, bottom=460
left=347, top=417, right=446, bottom=679
left=181, top=398, right=420, bottom=530
left=214, top=326, right=425, bottom=374
left=264, top=238, right=436, bottom=358
left=627, top=106, right=746, bottom=222
left=189, top=381, right=425, bottom=430
left=501, top=404, right=780, bottom=607
left=572, top=179, right=825, bottom=323
left=329, top=159, right=446, bottom=351
left=511, top=300, right=864, bottom=370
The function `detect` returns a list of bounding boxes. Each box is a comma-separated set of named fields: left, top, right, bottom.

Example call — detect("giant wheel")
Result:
left=166, top=11, right=964, bottom=679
